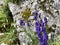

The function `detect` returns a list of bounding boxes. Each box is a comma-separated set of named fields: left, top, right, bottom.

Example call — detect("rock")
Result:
left=19, top=32, right=29, bottom=45
left=8, top=2, right=33, bottom=45
left=0, top=0, right=4, bottom=6
left=54, top=0, right=60, bottom=10
left=8, top=2, right=21, bottom=16
left=8, top=0, right=60, bottom=45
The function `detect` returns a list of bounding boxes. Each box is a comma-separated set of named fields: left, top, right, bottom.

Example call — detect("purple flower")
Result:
left=35, top=16, right=48, bottom=45
left=38, top=32, right=42, bottom=39
left=41, top=23, right=44, bottom=27
left=40, top=19, right=44, bottom=27
left=33, top=11, right=38, bottom=20
left=44, top=17, right=48, bottom=24
left=35, top=21, right=39, bottom=26
left=27, top=22, right=31, bottom=26
left=20, top=19, right=25, bottom=26
left=33, top=11, right=37, bottom=15
left=44, top=40, right=48, bottom=45
left=43, top=32, right=48, bottom=41
left=38, top=13, right=41, bottom=18
left=40, top=42, right=44, bottom=45
left=42, top=26, right=48, bottom=41
left=40, top=19, right=43, bottom=24
left=35, top=22, right=41, bottom=33
left=39, top=36, right=44, bottom=45
left=36, top=26, right=41, bottom=33
left=34, top=15, right=37, bottom=20
left=42, top=27, right=46, bottom=32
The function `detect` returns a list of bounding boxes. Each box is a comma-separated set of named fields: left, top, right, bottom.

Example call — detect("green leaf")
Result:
left=0, top=11, right=6, bottom=18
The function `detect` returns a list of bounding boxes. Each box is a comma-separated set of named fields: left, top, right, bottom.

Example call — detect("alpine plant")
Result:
left=19, top=10, right=48, bottom=45
left=34, top=11, right=48, bottom=45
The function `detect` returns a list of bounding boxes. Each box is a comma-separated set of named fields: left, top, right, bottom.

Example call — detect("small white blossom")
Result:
left=41, top=0, right=44, bottom=2
left=48, top=33, right=51, bottom=39
left=17, top=27, right=21, bottom=32
left=28, top=16, right=34, bottom=20
left=16, top=20, right=20, bottom=26
left=1, top=43, right=7, bottom=45
left=0, top=33, right=4, bottom=36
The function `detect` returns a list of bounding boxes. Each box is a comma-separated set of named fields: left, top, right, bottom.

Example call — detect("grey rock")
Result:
left=8, top=2, right=21, bottom=16
left=8, top=0, right=60, bottom=45
left=0, top=0, right=4, bottom=6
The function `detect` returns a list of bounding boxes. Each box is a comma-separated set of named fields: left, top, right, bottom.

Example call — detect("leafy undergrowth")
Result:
left=0, top=26, right=18, bottom=45
left=48, top=35, right=60, bottom=45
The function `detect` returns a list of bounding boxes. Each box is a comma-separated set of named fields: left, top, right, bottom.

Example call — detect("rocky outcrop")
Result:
left=8, top=2, right=32, bottom=45
left=8, top=0, right=60, bottom=45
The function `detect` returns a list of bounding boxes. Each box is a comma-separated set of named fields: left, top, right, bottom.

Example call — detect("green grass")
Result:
left=0, top=26, right=17, bottom=45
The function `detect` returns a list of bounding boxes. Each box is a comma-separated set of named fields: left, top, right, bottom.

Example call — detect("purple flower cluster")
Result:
left=20, top=19, right=25, bottom=26
left=19, top=10, right=48, bottom=45
left=20, top=20, right=31, bottom=26
left=33, top=11, right=48, bottom=45
left=44, top=17, right=48, bottom=25
left=35, top=19, right=48, bottom=45
left=33, top=11, right=38, bottom=20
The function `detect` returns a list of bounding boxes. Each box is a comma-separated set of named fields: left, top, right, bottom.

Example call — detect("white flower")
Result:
left=28, top=16, right=34, bottom=20
left=17, top=27, right=20, bottom=32
left=1, top=43, right=7, bottom=45
left=16, top=20, right=20, bottom=26
left=0, top=33, right=4, bottom=36
left=22, top=43, right=25, bottom=45
left=46, top=7, right=49, bottom=10
left=54, top=9, right=57, bottom=12
left=25, top=1, right=29, bottom=5
left=41, top=0, right=44, bottom=2
left=48, top=33, right=51, bottom=39
left=14, top=23, right=16, bottom=27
